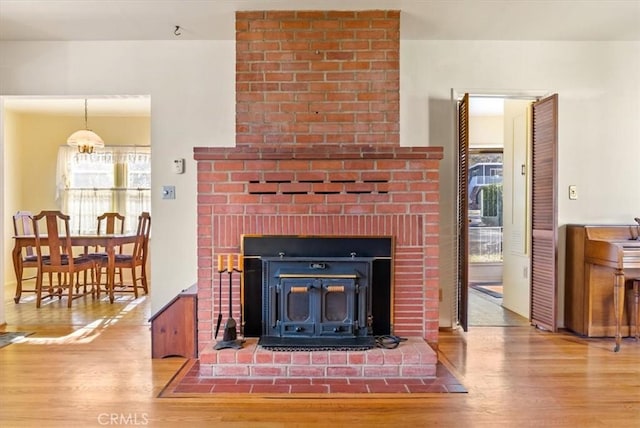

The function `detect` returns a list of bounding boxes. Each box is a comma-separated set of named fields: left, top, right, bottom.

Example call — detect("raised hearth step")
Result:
left=199, top=337, right=437, bottom=379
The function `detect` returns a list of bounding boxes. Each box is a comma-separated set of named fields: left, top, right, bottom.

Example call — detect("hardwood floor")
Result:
left=1, top=281, right=639, bottom=427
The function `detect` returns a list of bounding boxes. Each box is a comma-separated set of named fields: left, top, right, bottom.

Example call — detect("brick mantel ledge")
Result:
left=194, top=144, right=443, bottom=161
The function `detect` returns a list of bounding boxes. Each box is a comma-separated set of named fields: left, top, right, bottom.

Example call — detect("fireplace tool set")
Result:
left=214, top=253, right=244, bottom=350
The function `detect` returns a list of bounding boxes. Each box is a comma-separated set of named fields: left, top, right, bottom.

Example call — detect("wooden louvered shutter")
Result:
left=457, top=93, right=469, bottom=331
left=530, top=94, right=558, bottom=331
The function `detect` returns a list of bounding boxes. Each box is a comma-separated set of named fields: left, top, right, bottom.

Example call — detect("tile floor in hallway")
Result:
left=468, top=285, right=530, bottom=327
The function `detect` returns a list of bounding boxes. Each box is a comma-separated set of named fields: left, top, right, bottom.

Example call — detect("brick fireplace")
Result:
left=195, top=144, right=443, bottom=352
left=193, top=10, right=444, bottom=368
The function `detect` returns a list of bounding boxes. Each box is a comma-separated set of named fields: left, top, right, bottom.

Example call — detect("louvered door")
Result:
left=530, top=94, right=558, bottom=331
left=457, top=94, right=470, bottom=331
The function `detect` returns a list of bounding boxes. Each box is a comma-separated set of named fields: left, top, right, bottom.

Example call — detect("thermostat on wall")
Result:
left=173, top=158, right=185, bottom=174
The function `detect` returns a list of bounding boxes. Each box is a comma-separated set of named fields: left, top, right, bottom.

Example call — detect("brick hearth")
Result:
left=199, top=337, right=437, bottom=378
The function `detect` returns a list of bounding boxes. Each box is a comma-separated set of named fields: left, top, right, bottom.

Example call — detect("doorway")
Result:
left=1, top=95, right=151, bottom=325
left=457, top=93, right=558, bottom=330
left=467, top=97, right=528, bottom=327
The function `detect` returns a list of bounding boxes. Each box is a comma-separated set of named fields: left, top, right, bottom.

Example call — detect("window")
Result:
left=468, top=152, right=503, bottom=263
left=57, top=146, right=151, bottom=234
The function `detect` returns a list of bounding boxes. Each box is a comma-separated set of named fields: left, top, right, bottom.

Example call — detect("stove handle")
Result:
left=270, top=286, right=277, bottom=328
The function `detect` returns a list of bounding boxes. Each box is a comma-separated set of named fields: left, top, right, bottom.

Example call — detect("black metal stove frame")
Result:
left=241, top=236, right=393, bottom=339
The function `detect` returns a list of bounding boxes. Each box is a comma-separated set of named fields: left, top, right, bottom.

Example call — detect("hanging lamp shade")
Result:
left=67, top=99, right=104, bottom=154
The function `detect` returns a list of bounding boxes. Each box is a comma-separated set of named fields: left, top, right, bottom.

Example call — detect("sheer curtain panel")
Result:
left=56, top=146, right=151, bottom=234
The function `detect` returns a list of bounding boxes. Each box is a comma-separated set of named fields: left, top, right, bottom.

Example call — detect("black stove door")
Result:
left=317, top=278, right=356, bottom=337
left=279, top=278, right=318, bottom=337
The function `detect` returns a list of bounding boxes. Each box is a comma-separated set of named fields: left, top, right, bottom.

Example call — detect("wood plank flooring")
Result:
left=1, top=282, right=639, bottom=427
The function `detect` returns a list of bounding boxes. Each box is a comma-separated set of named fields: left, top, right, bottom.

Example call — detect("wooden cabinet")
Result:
left=150, top=284, right=197, bottom=358
left=565, top=225, right=635, bottom=337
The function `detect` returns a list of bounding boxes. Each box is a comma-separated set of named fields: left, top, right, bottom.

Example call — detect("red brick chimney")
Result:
left=194, top=10, right=443, bottom=353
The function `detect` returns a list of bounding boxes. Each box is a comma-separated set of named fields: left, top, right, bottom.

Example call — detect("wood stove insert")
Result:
left=242, top=236, right=392, bottom=351
left=259, top=255, right=375, bottom=350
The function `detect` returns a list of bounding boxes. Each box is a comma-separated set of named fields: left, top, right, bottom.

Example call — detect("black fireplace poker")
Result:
left=214, top=267, right=224, bottom=339
left=214, top=253, right=244, bottom=350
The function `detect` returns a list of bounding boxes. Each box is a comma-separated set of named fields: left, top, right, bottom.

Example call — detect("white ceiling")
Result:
left=1, top=0, right=638, bottom=42
left=1, top=0, right=638, bottom=117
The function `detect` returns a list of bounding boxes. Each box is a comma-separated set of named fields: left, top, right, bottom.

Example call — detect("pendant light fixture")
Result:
left=67, top=99, right=104, bottom=154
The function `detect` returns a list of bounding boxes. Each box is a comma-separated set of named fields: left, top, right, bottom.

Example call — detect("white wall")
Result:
left=401, top=40, right=640, bottom=328
left=0, top=106, right=7, bottom=324
left=0, top=40, right=235, bottom=317
left=1, top=38, right=639, bottom=329
left=469, top=115, right=503, bottom=147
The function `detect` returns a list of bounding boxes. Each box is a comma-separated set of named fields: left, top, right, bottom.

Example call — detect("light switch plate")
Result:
left=568, top=185, right=578, bottom=200
left=162, top=185, right=176, bottom=200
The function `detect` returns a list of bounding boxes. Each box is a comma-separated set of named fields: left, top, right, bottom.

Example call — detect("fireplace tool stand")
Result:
left=215, top=254, right=244, bottom=350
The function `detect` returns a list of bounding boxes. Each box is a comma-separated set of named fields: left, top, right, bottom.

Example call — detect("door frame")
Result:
left=452, top=89, right=552, bottom=330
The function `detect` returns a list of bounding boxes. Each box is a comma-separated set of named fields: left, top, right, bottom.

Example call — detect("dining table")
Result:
left=12, top=233, right=138, bottom=304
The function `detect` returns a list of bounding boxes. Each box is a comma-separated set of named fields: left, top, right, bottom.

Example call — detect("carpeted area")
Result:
left=159, top=359, right=467, bottom=397
left=0, top=332, right=33, bottom=349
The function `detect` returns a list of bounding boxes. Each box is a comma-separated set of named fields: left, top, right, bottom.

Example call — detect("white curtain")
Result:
left=56, top=146, right=151, bottom=234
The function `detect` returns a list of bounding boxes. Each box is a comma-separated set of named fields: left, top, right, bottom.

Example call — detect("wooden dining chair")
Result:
left=96, top=212, right=150, bottom=299
left=32, top=210, right=96, bottom=308
left=12, top=211, right=38, bottom=303
left=87, top=212, right=125, bottom=290
left=98, top=212, right=126, bottom=235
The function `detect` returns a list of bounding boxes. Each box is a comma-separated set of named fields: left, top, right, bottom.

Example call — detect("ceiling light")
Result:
left=67, top=99, right=104, bottom=154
